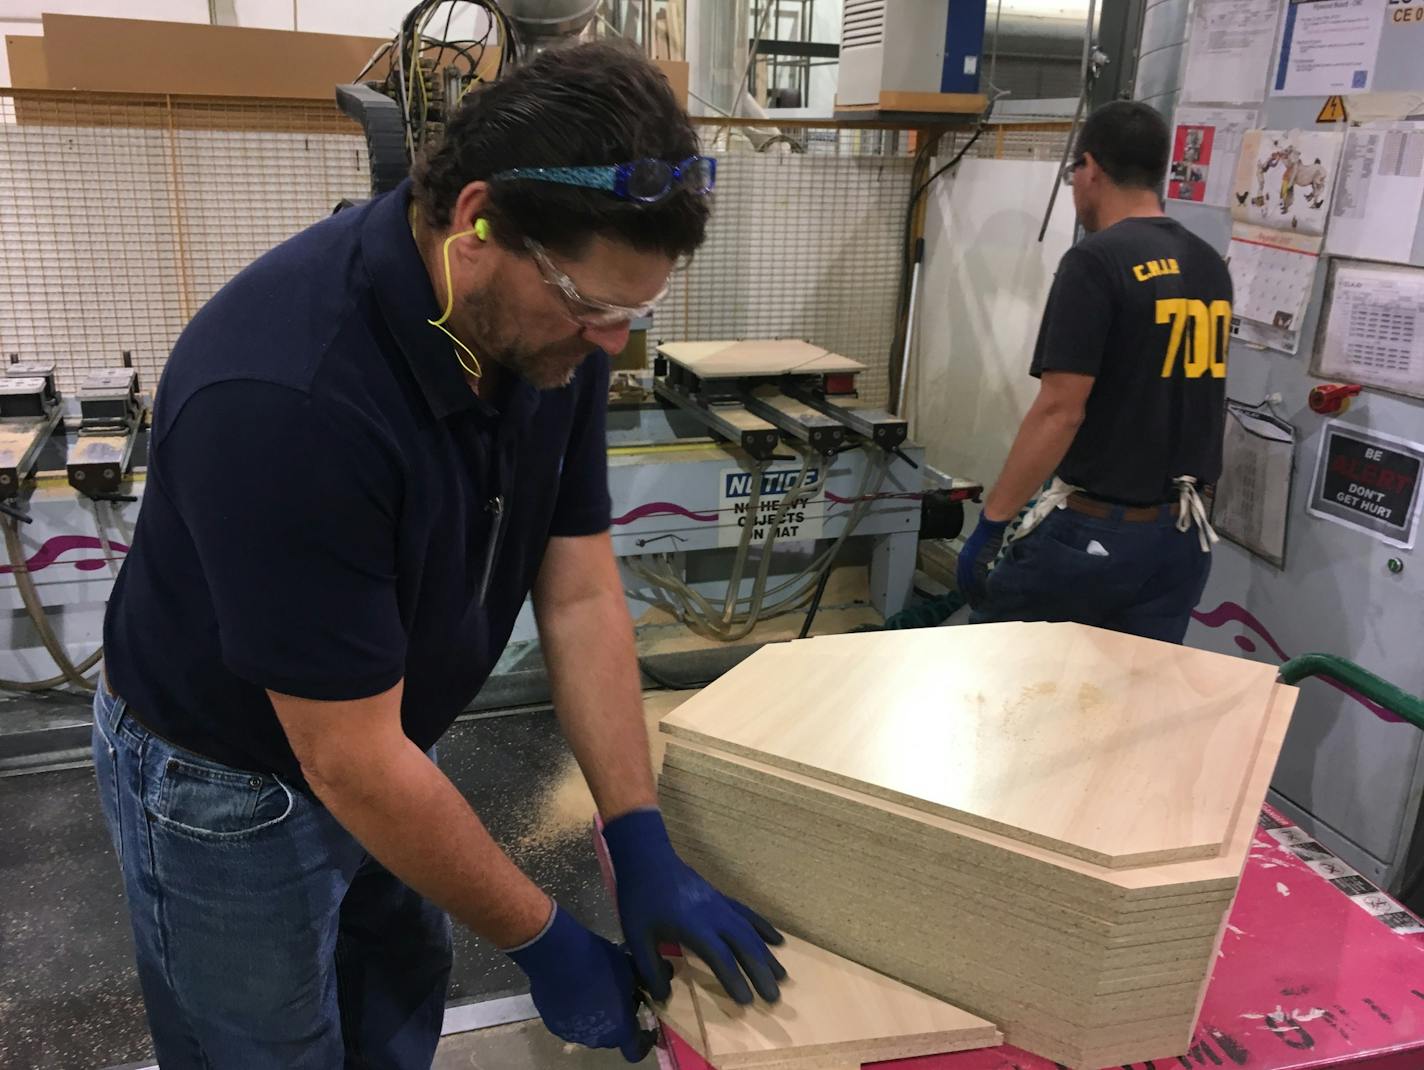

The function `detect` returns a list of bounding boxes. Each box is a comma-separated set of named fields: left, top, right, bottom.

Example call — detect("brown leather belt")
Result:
left=1065, top=492, right=1181, bottom=522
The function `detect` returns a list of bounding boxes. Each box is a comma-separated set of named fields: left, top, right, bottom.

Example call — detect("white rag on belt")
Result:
left=1173, top=475, right=1219, bottom=553
left=1009, top=476, right=1080, bottom=542
left=1010, top=474, right=1218, bottom=553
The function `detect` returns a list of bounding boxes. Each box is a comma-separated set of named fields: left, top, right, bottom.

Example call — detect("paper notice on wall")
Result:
left=1231, top=129, right=1345, bottom=236
left=1316, top=260, right=1424, bottom=396
left=1213, top=403, right=1296, bottom=566
left=1168, top=108, right=1259, bottom=207
left=1273, top=0, right=1388, bottom=97
left=1227, top=223, right=1321, bottom=351
left=1181, top=0, right=1282, bottom=105
left=1324, top=123, right=1424, bottom=264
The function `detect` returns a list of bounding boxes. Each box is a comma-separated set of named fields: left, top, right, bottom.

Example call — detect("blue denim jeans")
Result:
left=970, top=506, right=1213, bottom=644
left=92, top=676, right=451, bottom=1069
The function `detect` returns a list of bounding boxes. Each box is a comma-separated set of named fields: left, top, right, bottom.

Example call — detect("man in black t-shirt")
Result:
left=956, top=101, right=1231, bottom=643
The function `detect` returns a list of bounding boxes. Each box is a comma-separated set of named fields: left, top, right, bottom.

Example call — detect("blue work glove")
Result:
left=956, top=514, right=1010, bottom=607
left=603, top=807, right=786, bottom=1005
left=505, top=901, right=655, bottom=1063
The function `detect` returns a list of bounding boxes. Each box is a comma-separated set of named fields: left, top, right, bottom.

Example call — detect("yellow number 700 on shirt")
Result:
left=1156, top=298, right=1230, bottom=379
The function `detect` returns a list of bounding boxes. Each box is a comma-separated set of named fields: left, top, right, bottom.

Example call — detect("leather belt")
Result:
left=1065, top=492, right=1181, bottom=523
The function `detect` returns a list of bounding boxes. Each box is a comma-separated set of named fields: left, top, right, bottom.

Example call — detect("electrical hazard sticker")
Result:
left=1316, top=95, right=1349, bottom=123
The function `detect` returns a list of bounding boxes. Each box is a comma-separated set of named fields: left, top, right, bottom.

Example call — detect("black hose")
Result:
left=797, top=559, right=836, bottom=639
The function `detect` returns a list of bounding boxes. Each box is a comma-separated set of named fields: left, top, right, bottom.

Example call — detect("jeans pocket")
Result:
left=150, top=755, right=295, bottom=841
left=1034, top=513, right=1115, bottom=561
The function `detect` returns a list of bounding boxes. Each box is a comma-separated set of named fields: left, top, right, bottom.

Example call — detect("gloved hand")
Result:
left=602, top=807, right=786, bottom=1005
left=505, top=901, right=655, bottom=1062
left=956, top=513, right=1010, bottom=607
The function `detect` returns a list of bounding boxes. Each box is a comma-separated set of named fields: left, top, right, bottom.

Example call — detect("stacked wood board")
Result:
left=658, top=932, right=1000, bottom=1069
left=656, top=622, right=1298, bottom=1069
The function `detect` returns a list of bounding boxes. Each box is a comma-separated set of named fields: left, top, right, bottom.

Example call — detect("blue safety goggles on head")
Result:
left=490, top=156, right=716, bottom=203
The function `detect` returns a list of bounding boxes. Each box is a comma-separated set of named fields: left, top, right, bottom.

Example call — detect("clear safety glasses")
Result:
left=524, top=238, right=670, bottom=328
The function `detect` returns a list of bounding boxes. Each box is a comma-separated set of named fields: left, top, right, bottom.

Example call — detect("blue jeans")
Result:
left=970, top=506, right=1212, bottom=644
left=92, top=677, right=451, bottom=1069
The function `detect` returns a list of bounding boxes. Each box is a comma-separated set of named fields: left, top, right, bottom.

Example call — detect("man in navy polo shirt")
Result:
left=95, top=43, right=783, bottom=1068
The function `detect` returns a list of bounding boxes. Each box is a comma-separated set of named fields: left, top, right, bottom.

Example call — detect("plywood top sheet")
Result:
left=661, top=666, right=1294, bottom=896
left=659, top=933, right=1000, bottom=1068
left=660, top=622, right=1286, bottom=869
left=658, top=339, right=865, bottom=379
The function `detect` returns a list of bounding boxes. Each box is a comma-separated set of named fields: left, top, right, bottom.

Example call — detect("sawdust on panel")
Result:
left=509, top=691, right=699, bottom=856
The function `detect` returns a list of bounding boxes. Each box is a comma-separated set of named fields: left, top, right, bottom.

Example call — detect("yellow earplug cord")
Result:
left=411, top=204, right=484, bottom=380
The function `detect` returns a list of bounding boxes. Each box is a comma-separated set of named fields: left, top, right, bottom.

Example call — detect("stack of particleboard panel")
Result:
left=656, top=621, right=1298, bottom=1069
left=657, top=931, right=1001, bottom=1068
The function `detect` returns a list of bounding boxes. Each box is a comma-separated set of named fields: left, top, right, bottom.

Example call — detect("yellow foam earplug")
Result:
left=474, top=217, right=490, bottom=241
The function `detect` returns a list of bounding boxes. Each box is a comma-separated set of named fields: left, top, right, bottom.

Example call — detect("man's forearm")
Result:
left=983, top=397, right=1086, bottom=521
left=305, top=738, right=552, bottom=948
left=536, top=583, right=658, bottom=820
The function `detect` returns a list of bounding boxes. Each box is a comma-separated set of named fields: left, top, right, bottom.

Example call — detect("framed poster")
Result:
left=1313, top=258, right=1424, bottom=401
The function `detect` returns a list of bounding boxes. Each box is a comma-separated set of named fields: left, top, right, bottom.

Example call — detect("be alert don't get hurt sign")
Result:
left=1309, top=422, right=1424, bottom=548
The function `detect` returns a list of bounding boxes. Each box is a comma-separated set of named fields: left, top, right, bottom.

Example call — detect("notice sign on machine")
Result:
left=718, top=465, right=824, bottom=548
left=1308, top=422, right=1423, bottom=547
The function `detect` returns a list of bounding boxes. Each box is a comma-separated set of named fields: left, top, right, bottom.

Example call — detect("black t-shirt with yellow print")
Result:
left=1030, top=215, right=1233, bottom=506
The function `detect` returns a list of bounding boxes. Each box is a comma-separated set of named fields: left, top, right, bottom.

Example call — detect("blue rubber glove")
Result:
left=603, top=807, right=786, bottom=1006
left=956, top=514, right=1010, bottom=607
left=505, top=901, right=654, bottom=1062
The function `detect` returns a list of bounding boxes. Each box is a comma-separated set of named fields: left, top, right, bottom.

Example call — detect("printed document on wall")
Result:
left=1213, top=403, right=1296, bottom=566
left=1325, top=123, right=1424, bottom=264
left=1181, top=0, right=1281, bottom=105
left=1273, top=0, right=1387, bottom=97
left=1316, top=260, right=1424, bottom=397
left=1168, top=108, right=1259, bottom=207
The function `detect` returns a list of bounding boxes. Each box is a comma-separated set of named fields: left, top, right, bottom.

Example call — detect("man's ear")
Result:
left=450, top=180, right=493, bottom=236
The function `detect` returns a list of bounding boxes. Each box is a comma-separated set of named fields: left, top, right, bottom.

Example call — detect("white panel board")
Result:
left=908, top=158, right=1077, bottom=488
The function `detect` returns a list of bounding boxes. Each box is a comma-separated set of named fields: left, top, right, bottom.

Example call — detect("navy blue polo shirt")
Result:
left=104, top=179, right=612, bottom=781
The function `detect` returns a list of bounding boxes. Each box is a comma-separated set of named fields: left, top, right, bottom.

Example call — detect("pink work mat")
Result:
left=642, top=807, right=1424, bottom=1070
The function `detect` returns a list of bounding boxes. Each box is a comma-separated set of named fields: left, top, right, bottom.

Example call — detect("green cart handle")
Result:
left=1278, top=654, right=1424, bottom=732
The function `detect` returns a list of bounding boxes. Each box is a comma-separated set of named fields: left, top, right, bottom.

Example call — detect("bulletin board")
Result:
left=1166, top=0, right=1424, bottom=892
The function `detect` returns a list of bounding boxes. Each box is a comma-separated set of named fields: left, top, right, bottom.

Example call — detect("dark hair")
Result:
left=1073, top=100, right=1170, bottom=190
left=412, top=41, right=707, bottom=260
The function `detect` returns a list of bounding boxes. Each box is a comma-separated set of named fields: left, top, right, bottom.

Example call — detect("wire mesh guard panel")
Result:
left=0, top=95, right=911, bottom=406
left=0, top=93, right=370, bottom=397
left=664, top=143, right=914, bottom=407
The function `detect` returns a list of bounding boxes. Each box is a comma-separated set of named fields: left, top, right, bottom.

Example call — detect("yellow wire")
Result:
left=411, top=200, right=483, bottom=380
left=429, top=225, right=483, bottom=380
